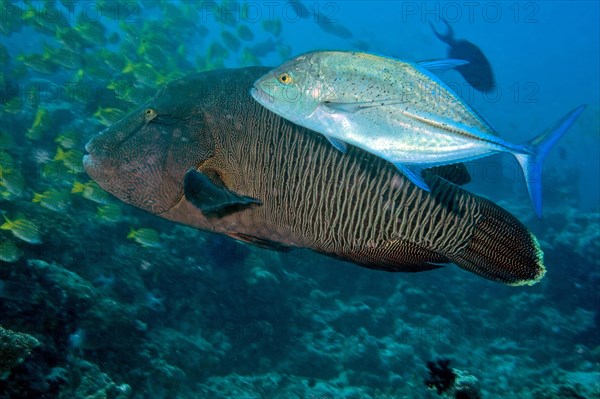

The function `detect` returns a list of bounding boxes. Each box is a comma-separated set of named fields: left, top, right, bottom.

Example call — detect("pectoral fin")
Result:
left=184, top=169, right=261, bottom=217
left=394, top=163, right=431, bottom=191
left=324, top=135, right=348, bottom=153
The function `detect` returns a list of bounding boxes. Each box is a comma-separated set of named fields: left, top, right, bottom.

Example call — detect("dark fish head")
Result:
left=83, top=78, right=215, bottom=215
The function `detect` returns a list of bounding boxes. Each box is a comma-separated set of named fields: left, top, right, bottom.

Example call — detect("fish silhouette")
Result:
left=430, top=19, right=496, bottom=93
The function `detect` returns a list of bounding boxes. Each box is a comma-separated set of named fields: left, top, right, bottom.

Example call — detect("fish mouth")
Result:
left=250, top=83, right=273, bottom=105
left=83, top=138, right=94, bottom=171
left=81, top=157, right=94, bottom=181
left=83, top=123, right=117, bottom=161
left=84, top=139, right=93, bottom=153
left=82, top=152, right=97, bottom=176
left=84, top=130, right=100, bottom=155
left=83, top=137, right=97, bottom=175
left=83, top=133, right=105, bottom=175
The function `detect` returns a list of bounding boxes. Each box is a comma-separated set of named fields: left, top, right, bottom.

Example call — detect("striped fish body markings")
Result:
left=84, top=67, right=545, bottom=286
left=251, top=51, right=585, bottom=218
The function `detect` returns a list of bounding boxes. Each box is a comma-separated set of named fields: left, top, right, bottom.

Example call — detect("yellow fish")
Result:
left=54, top=131, right=79, bottom=149
left=96, top=203, right=122, bottom=223
left=54, top=146, right=84, bottom=173
left=71, top=180, right=110, bottom=204
left=0, top=154, right=24, bottom=199
left=32, top=190, right=71, bottom=213
left=93, top=107, right=128, bottom=127
left=127, top=227, right=161, bottom=248
left=26, top=107, right=53, bottom=141
left=0, top=239, right=21, bottom=263
left=1, top=215, right=42, bottom=244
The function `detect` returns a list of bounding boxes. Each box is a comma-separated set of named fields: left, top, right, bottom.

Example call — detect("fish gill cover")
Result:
left=0, top=1, right=599, bottom=399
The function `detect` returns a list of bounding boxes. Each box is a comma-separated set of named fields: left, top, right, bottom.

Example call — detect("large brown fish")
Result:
left=83, top=67, right=545, bottom=286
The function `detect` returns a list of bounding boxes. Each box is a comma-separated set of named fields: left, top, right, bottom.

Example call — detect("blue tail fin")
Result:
left=514, top=105, right=586, bottom=219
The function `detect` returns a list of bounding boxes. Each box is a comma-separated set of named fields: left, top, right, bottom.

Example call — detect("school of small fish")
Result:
left=2, top=0, right=333, bottom=257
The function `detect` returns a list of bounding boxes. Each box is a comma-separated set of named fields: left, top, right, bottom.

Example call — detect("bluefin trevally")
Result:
left=251, top=51, right=585, bottom=218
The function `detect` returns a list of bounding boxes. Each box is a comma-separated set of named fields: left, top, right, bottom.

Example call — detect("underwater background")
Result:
left=0, top=1, right=598, bottom=398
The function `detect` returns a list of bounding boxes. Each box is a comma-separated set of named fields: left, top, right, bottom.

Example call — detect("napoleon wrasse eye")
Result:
left=145, top=108, right=157, bottom=121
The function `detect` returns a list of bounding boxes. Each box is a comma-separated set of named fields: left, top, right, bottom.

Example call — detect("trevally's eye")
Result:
left=144, top=108, right=157, bottom=122
left=277, top=72, right=292, bottom=85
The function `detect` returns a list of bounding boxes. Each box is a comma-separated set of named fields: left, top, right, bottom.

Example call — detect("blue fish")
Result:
left=251, top=51, right=586, bottom=218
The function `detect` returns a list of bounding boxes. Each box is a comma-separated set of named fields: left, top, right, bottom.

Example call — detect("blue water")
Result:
left=0, top=1, right=598, bottom=398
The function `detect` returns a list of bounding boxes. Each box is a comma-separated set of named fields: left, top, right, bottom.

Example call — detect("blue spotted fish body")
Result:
left=251, top=50, right=585, bottom=218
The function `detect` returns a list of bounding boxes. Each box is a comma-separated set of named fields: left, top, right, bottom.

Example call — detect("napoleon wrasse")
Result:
left=84, top=67, right=545, bottom=286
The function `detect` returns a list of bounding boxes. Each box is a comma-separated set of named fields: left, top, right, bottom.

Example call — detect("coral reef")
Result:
left=1, top=191, right=599, bottom=398
left=0, top=326, right=40, bottom=379
left=425, top=359, right=456, bottom=395
left=452, top=370, right=482, bottom=399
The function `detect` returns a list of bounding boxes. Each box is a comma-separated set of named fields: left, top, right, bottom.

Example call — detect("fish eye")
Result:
left=144, top=108, right=157, bottom=121
left=277, top=73, right=292, bottom=85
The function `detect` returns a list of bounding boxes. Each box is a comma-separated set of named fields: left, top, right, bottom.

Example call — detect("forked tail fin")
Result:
left=515, top=105, right=586, bottom=219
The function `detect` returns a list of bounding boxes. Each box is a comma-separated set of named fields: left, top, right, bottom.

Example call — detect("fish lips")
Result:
left=82, top=147, right=108, bottom=186
left=82, top=137, right=99, bottom=176
left=82, top=153, right=92, bottom=171
left=82, top=130, right=105, bottom=174
left=250, top=82, right=274, bottom=106
left=83, top=125, right=111, bottom=158
left=83, top=125, right=119, bottom=181
left=82, top=107, right=146, bottom=174
left=84, top=134, right=96, bottom=153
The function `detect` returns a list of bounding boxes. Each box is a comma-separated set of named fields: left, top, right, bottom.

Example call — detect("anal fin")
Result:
left=328, top=239, right=450, bottom=273
left=228, top=232, right=292, bottom=252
